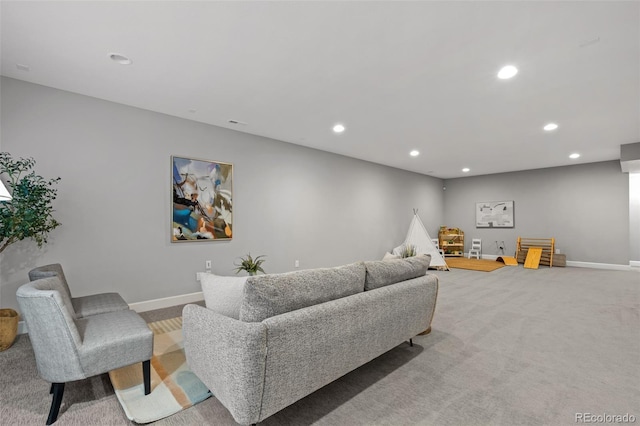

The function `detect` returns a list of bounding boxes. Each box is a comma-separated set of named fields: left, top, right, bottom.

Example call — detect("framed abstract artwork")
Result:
left=476, top=200, right=514, bottom=228
left=171, top=155, right=233, bottom=242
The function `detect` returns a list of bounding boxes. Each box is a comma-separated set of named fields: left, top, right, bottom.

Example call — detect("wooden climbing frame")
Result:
left=516, top=237, right=555, bottom=267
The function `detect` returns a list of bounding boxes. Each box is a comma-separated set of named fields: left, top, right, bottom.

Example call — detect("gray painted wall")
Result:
left=630, top=173, right=640, bottom=262
left=0, top=77, right=444, bottom=311
left=443, top=161, right=630, bottom=264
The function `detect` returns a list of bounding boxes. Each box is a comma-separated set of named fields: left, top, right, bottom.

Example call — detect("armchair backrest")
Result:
left=16, top=277, right=85, bottom=382
left=28, top=263, right=76, bottom=319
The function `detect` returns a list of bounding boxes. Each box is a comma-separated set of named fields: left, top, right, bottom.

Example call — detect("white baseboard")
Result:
left=18, top=291, right=205, bottom=335
left=565, top=261, right=632, bottom=271
left=128, top=291, right=204, bottom=313
left=481, top=254, right=499, bottom=260
left=470, top=253, right=634, bottom=271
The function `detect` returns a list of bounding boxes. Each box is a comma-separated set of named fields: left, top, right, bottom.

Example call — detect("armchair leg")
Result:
left=46, top=383, right=64, bottom=425
left=49, top=383, right=54, bottom=394
left=143, top=360, right=151, bottom=395
left=409, top=338, right=413, bottom=347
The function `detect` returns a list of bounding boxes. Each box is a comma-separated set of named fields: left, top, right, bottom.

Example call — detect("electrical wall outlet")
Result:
left=295, top=260, right=300, bottom=268
left=196, top=272, right=204, bottom=281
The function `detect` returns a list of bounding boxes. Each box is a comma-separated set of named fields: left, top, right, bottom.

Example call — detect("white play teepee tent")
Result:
left=396, top=210, right=448, bottom=270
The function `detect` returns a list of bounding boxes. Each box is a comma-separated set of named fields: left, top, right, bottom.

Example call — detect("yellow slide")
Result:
left=524, top=247, right=543, bottom=269
left=496, top=256, right=518, bottom=266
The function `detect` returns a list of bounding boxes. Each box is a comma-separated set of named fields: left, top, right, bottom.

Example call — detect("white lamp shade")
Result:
left=0, top=180, right=12, bottom=201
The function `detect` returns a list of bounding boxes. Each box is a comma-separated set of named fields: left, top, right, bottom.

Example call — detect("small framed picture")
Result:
left=476, top=201, right=514, bottom=228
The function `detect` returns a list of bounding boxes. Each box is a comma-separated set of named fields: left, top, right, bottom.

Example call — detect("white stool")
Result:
left=468, top=238, right=481, bottom=259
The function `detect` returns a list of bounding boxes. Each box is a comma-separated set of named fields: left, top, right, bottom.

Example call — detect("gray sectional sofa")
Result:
left=183, top=256, right=439, bottom=425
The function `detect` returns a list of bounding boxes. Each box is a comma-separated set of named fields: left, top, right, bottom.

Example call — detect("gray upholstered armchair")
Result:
left=28, top=263, right=129, bottom=318
left=17, top=276, right=153, bottom=425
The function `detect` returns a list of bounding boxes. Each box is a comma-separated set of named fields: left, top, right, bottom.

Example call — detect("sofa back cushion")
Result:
left=364, top=255, right=431, bottom=290
left=200, top=274, right=247, bottom=320
left=239, top=262, right=366, bottom=323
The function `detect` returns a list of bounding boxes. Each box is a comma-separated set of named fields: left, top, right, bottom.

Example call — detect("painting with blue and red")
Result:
left=172, top=156, right=233, bottom=242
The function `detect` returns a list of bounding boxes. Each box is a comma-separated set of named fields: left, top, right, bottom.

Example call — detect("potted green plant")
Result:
left=234, top=253, right=266, bottom=276
left=0, top=152, right=61, bottom=254
left=400, top=244, right=417, bottom=258
left=0, top=308, right=19, bottom=351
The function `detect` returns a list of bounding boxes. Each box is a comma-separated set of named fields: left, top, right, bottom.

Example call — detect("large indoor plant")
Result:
left=0, top=152, right=61, bottom=350
left=0, top=152, right=61, bottom=254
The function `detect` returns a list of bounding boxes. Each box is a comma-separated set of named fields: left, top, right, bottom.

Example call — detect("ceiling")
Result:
left=1, top=1, right=638, bottom=179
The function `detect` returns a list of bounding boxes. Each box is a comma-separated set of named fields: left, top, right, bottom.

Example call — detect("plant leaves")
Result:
left=234, top=253, right=267, bottom=274
left=0, top=152, right=61, bottom=253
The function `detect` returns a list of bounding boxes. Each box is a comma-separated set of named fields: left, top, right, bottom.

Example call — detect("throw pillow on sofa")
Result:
left=382, top=252, right=401, bottom=260
left=200, top=274, right=247, bottom=320
left=364, top=255, right=431, bottom=291
left=239, top=262, right=366, bottom=323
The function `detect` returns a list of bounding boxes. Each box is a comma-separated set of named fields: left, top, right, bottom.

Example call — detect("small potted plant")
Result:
left=400, top=244, right=417, bottom=258
left=234, top=253, right=266, bottom=276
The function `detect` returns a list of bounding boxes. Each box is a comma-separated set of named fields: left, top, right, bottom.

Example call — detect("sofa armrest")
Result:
left=182, top=304, right=267, bottom=425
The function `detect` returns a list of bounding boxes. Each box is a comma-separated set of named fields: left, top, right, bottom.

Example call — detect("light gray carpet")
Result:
left=1, top=266, right=638, bottom=425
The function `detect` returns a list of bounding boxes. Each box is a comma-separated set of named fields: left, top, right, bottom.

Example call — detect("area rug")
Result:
left=445, top=257, right=506, bottom=272
left=108, top=317, right=212, bottom=423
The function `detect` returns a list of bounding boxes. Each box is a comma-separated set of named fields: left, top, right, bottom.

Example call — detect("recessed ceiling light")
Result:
left=333, top=124, right=345, bottom=133
left=497, top=65, right=518, bottom=79
left=410, top=150, right=420, bottom=157
left=569, top=153, right=580, bottom=159
left=462, top=168, right=470, bottom=173
left=109, top=53, right=132, bottom=65
left=544, top=123, right=559, bottom=131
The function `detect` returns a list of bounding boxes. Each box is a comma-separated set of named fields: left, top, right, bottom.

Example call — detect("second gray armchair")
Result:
left=28, top=263, right=129, bottom=318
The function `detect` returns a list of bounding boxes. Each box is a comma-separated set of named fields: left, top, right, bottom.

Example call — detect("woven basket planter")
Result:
left=0, top=308, right=19, bottom=351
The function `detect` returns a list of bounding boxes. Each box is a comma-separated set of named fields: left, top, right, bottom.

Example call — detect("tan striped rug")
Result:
left=108, top=317, right=211, bottom=423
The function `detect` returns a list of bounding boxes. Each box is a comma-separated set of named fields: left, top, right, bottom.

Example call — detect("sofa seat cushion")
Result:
left=364, top=255, right=431, bottom=290
left=201, top=274, right=247, bottom=320
left=239, top=262, right=366, bottom=323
